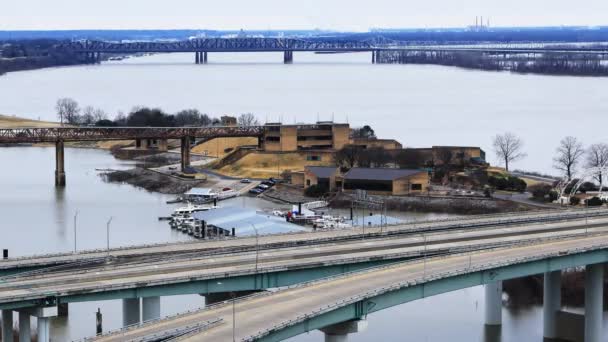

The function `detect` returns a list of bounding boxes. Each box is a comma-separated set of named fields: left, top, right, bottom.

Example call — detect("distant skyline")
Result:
left=2, top=0, right=608, bottom=31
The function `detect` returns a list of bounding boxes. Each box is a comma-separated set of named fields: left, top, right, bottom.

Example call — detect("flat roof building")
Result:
left=344, top=167, right=429, bottom=195
left=261, top=122, right=350, bottom=152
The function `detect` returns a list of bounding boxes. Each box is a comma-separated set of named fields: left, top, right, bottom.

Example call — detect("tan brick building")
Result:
left=343, top=168, right=430, bottom=195
left=261, top=122, right=350, bottom=152
left=304, top=166, right=340, bottom=191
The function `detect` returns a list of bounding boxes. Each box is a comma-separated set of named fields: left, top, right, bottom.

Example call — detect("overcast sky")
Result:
left=2, top=0, right=607, bottom=30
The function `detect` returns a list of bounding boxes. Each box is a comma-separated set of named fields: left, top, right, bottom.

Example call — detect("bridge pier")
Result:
left=55, top=140, right=66, bottom=187
left=181, top=136, right=191, bottom=172
left=142, top=296, right=161, bottom=322
left=2, top=310, right=13, bottom=342
left=19, top=311, right=31, bottom=342
left=584, top=263, right=604, bottom=342
left=484, top=280, right=502, bottom=326
left=372, top=50, right=376, bottom=64
left=122, top=298, right=141, bottom=327
left=284, top=50, right=293, bottom=64
left=158, top=139, right=169, bottom=152
left=320, top=320, right=367, bottom=342
left=203, top=51, right=208, bottom=64
left=543, top=270, right=561, bottom=339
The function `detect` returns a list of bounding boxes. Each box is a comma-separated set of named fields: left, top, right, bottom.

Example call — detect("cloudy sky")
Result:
left=1, top=0, right=607, bottom=30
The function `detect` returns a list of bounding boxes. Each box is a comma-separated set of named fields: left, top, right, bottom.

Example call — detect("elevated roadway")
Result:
left=89, top=234, right=608, bottom=341
left=1, top=210, right=607, bottom=311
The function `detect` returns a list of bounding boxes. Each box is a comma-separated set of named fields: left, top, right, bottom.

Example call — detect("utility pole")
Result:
left=106, top=217, right=113, bottom=256
left=73, top=210, right=79, bottom=253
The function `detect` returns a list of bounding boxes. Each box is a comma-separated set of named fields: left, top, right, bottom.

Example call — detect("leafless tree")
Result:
left=492, top=133, right=526, bottom=172
left=586, top=143, right=608, bottom=184
left=237, top=113, right=260, bottom=127
left=55, top=98, right=80, bottom=125
left=554, top=136, right=585, bottom=180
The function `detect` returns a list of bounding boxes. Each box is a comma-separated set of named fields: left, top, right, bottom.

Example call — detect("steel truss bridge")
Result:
left=0, top=126, right=264, bottom=143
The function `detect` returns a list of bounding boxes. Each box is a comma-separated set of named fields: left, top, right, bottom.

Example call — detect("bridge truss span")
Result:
left=0, top=126, right=264, bottom=143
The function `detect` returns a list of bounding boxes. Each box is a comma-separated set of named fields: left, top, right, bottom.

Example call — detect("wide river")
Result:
left=0, top=53, right=607, bottom=341
left=0, top=52, right=607, bottom=174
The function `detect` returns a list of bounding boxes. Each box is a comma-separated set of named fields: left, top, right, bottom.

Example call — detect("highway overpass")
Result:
left=2, top=209, right=608, bottom=341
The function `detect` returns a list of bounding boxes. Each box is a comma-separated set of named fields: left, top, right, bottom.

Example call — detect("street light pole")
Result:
left=423, top=233, right=427, bottom=279
left=250, top=223, right=259, bottom=273
left=73, top=210, right=79, bottom=253
left=106, top=217, right=113, bottom=256
left=231, top=292, right=236, bottom=342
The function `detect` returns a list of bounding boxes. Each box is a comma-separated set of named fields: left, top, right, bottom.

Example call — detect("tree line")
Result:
left=55, top=98, right=260, bottom=127
left=493, top=132, right=608, bottom=182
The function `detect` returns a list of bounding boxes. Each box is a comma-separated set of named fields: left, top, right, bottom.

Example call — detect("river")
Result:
left=0, top=53, right=607, bottom=341
left=0, top=52, right=606, bottom=174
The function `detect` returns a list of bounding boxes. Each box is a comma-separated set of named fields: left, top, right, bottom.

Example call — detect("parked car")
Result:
left=261, top=181, right=274, bottom=187
left=257, top=184, right=270, bottom=190
left=249, top=188, right=263, bottom=194
left=241, top=178, right=252, bottom=183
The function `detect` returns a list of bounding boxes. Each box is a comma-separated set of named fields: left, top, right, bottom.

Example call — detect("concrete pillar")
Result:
left=320, top=320, right=367, bottom=342
left=140, top=138, right=149, bottom=149
left=2, top=310, right=13, bottom=342
left=372, top=50, right=376, bottom=64
left=284, top=50, right=293, bottom=64
left=195, top=51, right=200, bottom=64
left=203, top=52, right=208, bottom=64
left=158, top=139, right=169, bottom=152
left=543, top=270, right=561, bottom=339
left=19, top=312, right=31, bottom=342
left=585, top=264, right=604, bottom=342
left=484, top=281, right=502, bottom=326
left=58, top=302, right=69, bottom=317
left=142, top=296, right=161, bottom=322
left=122, top=298, right=141, bottom=327
left=55, top=140, right=66, bottom=186
left=181, top=136, right=191, bottom=172
left=37, top=317, right=49, bottom=342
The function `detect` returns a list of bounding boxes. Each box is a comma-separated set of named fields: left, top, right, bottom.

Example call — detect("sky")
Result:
left=1, top=0, right=608, bottom=31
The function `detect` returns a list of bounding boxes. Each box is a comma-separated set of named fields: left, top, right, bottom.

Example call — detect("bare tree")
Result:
left=81, top=106, right=96, bottom=125
left=237, top=113, right=260, bottom=127
left=334, top=145, right=362, bottom=169
left=587, top=143, right=608, bottom=184
left=492, top=133, right=526, bottom=171
left=554, top=136, right=585, bottom=180
left=55, top=98, right=80, bottom=125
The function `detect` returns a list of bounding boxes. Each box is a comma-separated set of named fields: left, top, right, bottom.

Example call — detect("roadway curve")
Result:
left=90, top=234, right=608, bottom=341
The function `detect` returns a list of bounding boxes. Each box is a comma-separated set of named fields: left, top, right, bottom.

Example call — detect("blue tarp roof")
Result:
left=193, top=207, right=305, bottom=236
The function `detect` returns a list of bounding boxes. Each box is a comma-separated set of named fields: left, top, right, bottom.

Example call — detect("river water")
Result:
left=0, top=53, right=607, bottom=341
left=0, top=52, right=606, bottom=174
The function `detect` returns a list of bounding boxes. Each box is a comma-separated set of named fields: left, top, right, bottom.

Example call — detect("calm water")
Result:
left=0, top=54, right=606, bottom=341
left=0, top=52, right=606, bottom=174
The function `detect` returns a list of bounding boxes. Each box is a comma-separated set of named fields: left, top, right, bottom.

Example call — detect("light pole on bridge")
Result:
left=73, top=210, right=79, bottom=253
left=106, top=217, right=113, bottom=257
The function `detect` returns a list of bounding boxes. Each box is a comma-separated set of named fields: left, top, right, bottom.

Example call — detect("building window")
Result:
left=307, top=155, right=321, bottom=161
left=306, top=179, right=311, bottom=186
left=266, top=136, right=280, bottom=142
left=411, top=184, right=423, bottom=191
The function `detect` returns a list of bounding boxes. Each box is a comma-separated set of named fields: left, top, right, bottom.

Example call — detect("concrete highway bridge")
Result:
left=2, top=209, right=608, bottom=341
left=0, top=126, right=264, bottom=186
left=57, top=38, right=608, bottom=64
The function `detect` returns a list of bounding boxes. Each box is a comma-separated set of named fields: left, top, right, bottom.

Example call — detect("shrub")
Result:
left=304, top=184, right=328, bottom=198
left=587, top=197, right=603, bottom=207
left=488, top=175, right=527, bottom=193
left=570, top=197, right=581, bottom=206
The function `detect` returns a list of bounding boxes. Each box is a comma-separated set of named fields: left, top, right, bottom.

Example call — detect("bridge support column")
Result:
left=55, top=140, right=66, bottom=187
left=37, top=317, right=50, bottom=342
left=2, top=310, right=13, bottom=342
left=122, top=298, right=141, bottom=327
left=142, top=296, right=161, bottom=322
left=195, top=51, right=200, bottom=64
left=284, top=50, right=293, bottom=64
left=585, top=263, right=604, bottom=342
left=158, top=139, right=169, bottom=152
left=372, top=50, right=376, bottom=64
left=320, top=320, right=367, bottom=342
left=181, top=136, right=191, bottom=172
left=484, top=280, right=502, bottom=326
left=543, top=270, right=561, bottom=339
left=203, top=51, right=208, bottom=64
left=19, top=312, right=31, bottom=342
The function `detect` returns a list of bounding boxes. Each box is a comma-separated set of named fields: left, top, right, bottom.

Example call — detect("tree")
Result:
left=55, top=98, right=80, bottom=125
left=435, top=148, right=453, bottom=167
left=352, top=125, right=376, bottom=139
left=334, top=145, right=362, bottom=169
left=175, top=109, right=203, bottom=127
left=358, top=147, right=391, bottom=168
left=554, top=136, right=584, bottom=180
left=237, top=113, right=260, bottom=127
left=492, top=132, right=526, bottom=172
left=126, top=107, right=175, bottom=127
left=586, top=143, right=608, bottom=185
left=395, top=149, right=424, bottom=169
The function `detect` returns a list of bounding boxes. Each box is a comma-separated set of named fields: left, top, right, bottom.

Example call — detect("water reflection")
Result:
left=53, top=186, right=67, bottom=239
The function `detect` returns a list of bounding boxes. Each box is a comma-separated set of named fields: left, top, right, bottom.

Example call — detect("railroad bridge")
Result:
left=0, top=126, right=264, bottom=186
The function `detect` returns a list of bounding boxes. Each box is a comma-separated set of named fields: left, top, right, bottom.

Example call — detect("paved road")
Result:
left=1, top=215, right=607, bottom=307
left=2, top=209, right=601, bottom=274
left=91, top=234, right=608, bottom=342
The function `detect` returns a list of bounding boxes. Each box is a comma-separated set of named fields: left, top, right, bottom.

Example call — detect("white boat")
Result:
left=217, top=189, right=239, bottom=200
left=171, top=203, right=219, bottom=218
